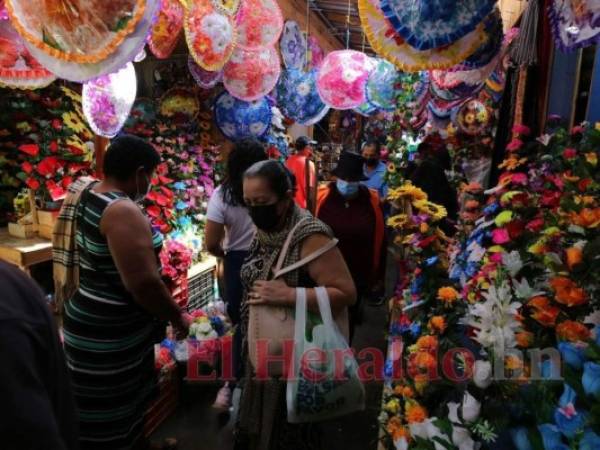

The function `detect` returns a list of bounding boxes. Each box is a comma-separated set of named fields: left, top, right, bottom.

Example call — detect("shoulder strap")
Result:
left=272, top=217, right=311, bottom=275
left=273, top=238, right=338, bottom=280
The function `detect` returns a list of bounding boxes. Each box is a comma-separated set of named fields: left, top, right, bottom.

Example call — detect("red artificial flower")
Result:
left=578, top=178, right=592, bottom=192
left=526, top=217, right=544, bottom=233
left=563, top=148, right=577, bottom=159
left=49, top=140, right=59, bottom=153
left=18, top=144, right=40, bottom=157
left=67, top=145, right=84, bottom=156
left=506, top=139, right=524, bottom=152
left=21, top=161, right=33, bottom=174
left=61, top=176, right=73, bottom=189
left=506, top=220, right=525, bottom=239
left=571, top=125, right=585, bottom=135
left=45, top=180, right=66, bottom=201
left=146, top=205, right=161, bottom=218
left=51, top=119, right=62, bottom=130
left=541, top=190, right=562, bottom=208
left=512, top=124, right=531, bottom=136
left=36, top=156, right=62, bottom=177
left=67, top=162, right=89, bottom=174
left=26, top=177, right=40, bottom=190
left=510, top=173, right=529, bottom=185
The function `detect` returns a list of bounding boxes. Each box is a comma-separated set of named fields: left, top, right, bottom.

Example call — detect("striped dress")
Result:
left=63, top=189, right=163, bottom=450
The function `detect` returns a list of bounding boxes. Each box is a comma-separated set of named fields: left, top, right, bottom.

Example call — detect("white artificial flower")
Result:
left=408, top=421, right=429, bottom=440
left=502, top=251, right=523, bottom=277
left=447, top=402, right=460, bottom=422
left=394, top=437, right=408, bottom=450
left=512, top=277, right=545, bottom=300
left=462, top=392, right=481, bottom=423
left=453, top=425, right=476, bottom=450
left=536, top=134, right=552, bottom=146
left=467, top=243, right=486, bottom=263
left=462, top=281, right=521, bottom=356
left=410, top=418, right=451, bottom=450
left=473, top=360, right=493, bottom=389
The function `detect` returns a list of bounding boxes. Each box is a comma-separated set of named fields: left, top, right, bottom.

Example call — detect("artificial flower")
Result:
left=499, top=156, right=527, bottom=171
left=62, top=111, right=88, bottom=134
left=558, top=342, right=586, bottom=370
left=386, top=416, right=410, bottom=446
left=473, top=360, right=492, bottom=389
left=582, top=362, right=600, bottom=399
left=428, top=316, right=446, bottom=334
left=405, top=401, right=428, bottom=424
left=580, top=430, right=600, bottom=450
left=510, top=427, right=533, bottom=450
left=565, top=245, right=583, bottom=271
left=556, top=321, right=591, bottom=342
left=549, top=277, right=587, bottom=307
left=554, top=384, right=587, bottom=438
left=562, top=148, right=577, bottom=159
left=385, top=398, right=401, bottom=414
left=393, top=385, right=415, bottom=398
left=528, top=296, right=560, bottom=327
left=18, top=144, right=40, bottom=157
left=584, top=152, right=597, bottom=166
left=415, top=335, right=438, bottom=353
left=387, top=214, right=410, bottom=229
left=569, top=208, right=600, bottom=228
left=515, top=331, right=534, bottom=348
left=491, top=228, right=510, bottom=244
left=512, top=124, right=531, bottom=135
left=388, top=182, right=427, bottom=201
left=461, top=391, right=481, bottom=423
left=412, top=199, right=447, bottom=221
left=437, top=286, right=459, bottom=305
left=506, top=138, right=523, bottom=152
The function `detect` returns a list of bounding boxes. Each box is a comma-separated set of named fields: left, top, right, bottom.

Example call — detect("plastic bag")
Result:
left=286, top=287, right=365, bottom=424
left=462, top=157, right=492, bottom=189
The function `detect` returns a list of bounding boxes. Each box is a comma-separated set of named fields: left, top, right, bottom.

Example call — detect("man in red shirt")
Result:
left=285, top=136, right=317, bottom=210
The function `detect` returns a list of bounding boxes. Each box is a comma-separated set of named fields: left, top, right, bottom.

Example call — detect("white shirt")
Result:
left=206, top=186, right=255, bottom=252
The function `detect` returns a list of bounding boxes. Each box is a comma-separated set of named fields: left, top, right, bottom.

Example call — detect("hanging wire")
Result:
left=345, top=0, right=352, bottom=49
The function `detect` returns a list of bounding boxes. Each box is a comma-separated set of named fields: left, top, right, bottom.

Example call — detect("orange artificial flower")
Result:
left=411, top=352, right=437, bottom=371
left=405, top=402, right=428, bottom=424
left=465, top=199, right=480, bottom=210
left=437, top=286, right=460, bottom=305
left=387, top=417, right=410, bottom=442
left=516, top=331, right=534, bottom=348
left=428, top=316, right=447, bottom=334
left=550, top=277, right=588, bottom=307
left=556, top=321, right=591, bottom=342
left=565, top=246, right=583, bottom=271
left=528, top=296, right=560, bottom=327
left=570, top=208, right=600, bottom=228
left=505, top=354, right=524, bottom=370
left=499, top=156, right=528, bottom=171
left=416, top=335, right=439, bottom=353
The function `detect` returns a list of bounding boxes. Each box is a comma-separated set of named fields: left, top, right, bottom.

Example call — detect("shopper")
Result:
left=361, top=139, right=388, bottom=199
left=316, top=152, right=385, bottom=341
left=0, top=261, right=79, bottom=450
left=63, top=135, right=190, bottom=450
left=284, top=136, right=317, bottom=210
left=236, top=160, right=356, bottom=450
left=205, top=138, right=267, bottom=408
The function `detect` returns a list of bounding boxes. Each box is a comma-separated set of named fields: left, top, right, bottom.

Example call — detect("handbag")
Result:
left=248, top=218, right=349, bottom=377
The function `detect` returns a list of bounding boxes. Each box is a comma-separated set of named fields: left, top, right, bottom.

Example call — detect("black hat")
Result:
left=295, top=136, right=317, bottom=150
left=332, top=152, right=368, bottom=182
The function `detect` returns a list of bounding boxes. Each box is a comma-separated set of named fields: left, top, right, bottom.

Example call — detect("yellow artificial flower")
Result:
left=387, top=162, right=397, bottom=174
left=498, top=156, right=528, bottom=171
left=388, top=182, right=428, bottom=202
left=62, top=112, right=88, bottom=134
left=585, top=152, right=598, bottom=167
left=387, top=214, right=410, bottom=229
left=385, top=398, right=401, bottom=414
left=412, top=199, right=447, bottom=221
left=61, top=86, right=82, bottom=103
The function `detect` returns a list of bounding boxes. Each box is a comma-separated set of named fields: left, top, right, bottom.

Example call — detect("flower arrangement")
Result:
left=0, top=84, right=94, bottom=206
left=159, top=238, right=193, bottom=283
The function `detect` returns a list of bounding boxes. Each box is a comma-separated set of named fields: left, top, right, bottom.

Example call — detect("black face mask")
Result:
left=248, top=203, right=281, bottom=231
left=365, top=158, right=379, bottom=167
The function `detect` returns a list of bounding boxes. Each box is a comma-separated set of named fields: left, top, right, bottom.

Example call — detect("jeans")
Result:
left=223, top=250, right=248, bottom=381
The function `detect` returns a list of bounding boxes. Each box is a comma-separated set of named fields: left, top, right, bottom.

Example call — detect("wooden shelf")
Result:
left=0, top=228, right=52, bottom=272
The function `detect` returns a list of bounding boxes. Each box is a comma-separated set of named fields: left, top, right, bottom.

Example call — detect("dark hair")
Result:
left=362, top=139, right=381, bottom=154
left=222, top=138, right=267, bottom=206
left=244, top=160, right=293, bottom=200
left=103, top=135, right=160, bottom=181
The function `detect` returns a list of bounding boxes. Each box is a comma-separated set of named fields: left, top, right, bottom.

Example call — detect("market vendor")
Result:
left=285, top=136, right=317, bottom=210
left=361, top=139, right=388, bottom=199
left=316, top=152, right=385, bottom=341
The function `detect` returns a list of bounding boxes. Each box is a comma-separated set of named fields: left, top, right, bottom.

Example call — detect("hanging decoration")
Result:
left=0, top=0, right=6, bottom=19
left=211, top=0, right=241, bottom=16
left=184, top=0, right=236, bottom=71
left=223, top=46, right=281, bottom=101
left=125, top=97, right=158, bottom=132
left=280, top=21, right=307, bottom=70
left=379, top=0, right=496, bottom=51
left=82, top=63, right=137, bottom=139
left=275, top=68, right=330, bottom=126
left=365, top=58, right=399, bottom=112
left=235, top=0, right=283, bottom=49
left=307, top=35, right=325, bottom=69
left=188, top=55, right=223, bottom=89
left=452, top=98, right=490, bottom=135
left=453, top=8, right=503, bottom=70
left=214, top=91, right=272, bottom=141
left=20, top=0, right=158, bottom=83
left=354, top=101, right=379, bottom=116
left=358, top=0, right=485, bottom=72
left=316, top=50, right=375, bottom=110
left=149, top=0, right=185, bottom=59
left=5, top=0, right=146, bottom=64
left=549, top=0, right=600, bottom=51
left=0, top=16, right=55, bottom=89
left=159, top=87, right=200, bottom=122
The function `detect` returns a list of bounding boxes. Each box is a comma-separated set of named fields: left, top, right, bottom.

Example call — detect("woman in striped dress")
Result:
left=63, top=135, right=190, bottom=450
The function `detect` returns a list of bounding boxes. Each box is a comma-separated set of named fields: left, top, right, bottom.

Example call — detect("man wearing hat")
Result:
left=316, top=152, right=385, bottom=342
left=285, top=136, right=317, bottom=210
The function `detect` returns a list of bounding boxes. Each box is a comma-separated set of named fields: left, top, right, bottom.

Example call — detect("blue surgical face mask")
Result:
left=336, top=179, right=359, bottom=198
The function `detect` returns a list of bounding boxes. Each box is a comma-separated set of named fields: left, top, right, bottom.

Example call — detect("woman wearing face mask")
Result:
left=236, top=160, right=356, bottom=450
left=63, top=135, right=190, bottom=450
left=316, top=152, right=385, bottom=342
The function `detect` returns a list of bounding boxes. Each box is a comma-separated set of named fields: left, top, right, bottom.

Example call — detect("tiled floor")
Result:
left=150, top=301, right=388, bottom=450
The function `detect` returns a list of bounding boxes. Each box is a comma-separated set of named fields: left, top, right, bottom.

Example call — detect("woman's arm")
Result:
left=250, top=233, right=357, bottom=314
left=101, top=200, right=189, bottom=333
left=205, top=220, right=226, bottom=258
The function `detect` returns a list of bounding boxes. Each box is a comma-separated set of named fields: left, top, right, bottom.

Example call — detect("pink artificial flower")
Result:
left=512, top=124, right=531, bottom=136
left=510, top=173, right=529, bottom=185
left=507, top=139, right=524, bottom=152
left=563, top=148, right=577, bottom=159
left=489, top=253, right=504, bottom=263
left=492, top=228, right=511, bottom=244
left=571, top=125, right=585, bottom=135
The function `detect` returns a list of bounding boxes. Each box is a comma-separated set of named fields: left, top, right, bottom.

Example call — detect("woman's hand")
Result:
left=248, top=279, right=295, bottom=306
left=173, top=312, right=192, bottom=340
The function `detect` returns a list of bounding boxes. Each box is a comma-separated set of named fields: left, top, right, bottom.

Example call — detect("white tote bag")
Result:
left=286, top=287, right=365, bottom=423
